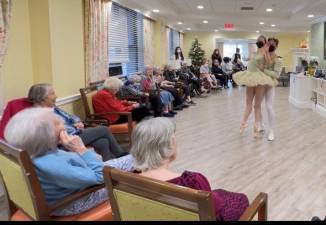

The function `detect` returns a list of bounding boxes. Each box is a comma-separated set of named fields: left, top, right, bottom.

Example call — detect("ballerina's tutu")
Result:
left=233, top=52, right=276, bottom=87
left=233, top=70, right=275, bottom=87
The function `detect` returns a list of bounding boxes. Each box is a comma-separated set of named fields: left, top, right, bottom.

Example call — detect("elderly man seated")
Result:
left=4, top=107, right=134, bottom=216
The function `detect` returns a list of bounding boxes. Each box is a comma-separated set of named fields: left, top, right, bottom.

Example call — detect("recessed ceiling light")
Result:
left=271, top=24, right=276, bottom=27
left=177, top=22, right=183, bottom=25
left=256, top=30, right=260, bottom=33
left=203, top=20, right=208, bottom=24
left=186, top=28, right=191, bottom=30
left=266, top=8, right=273, bottom=12
left=197, top=5, right=204, bottom=9
left=259, top=22, right=265, bottom=25
left=152, top=9, right=160, bottom=13
left=214, top=29, right=219, bottom=32
left=307, top=14, right=314, bottom=18
left=307, top=30, right=311, bottom=33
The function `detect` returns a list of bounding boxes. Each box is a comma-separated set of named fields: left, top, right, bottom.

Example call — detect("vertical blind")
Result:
left=168, top=28, right=180, bottom=60
left=109, top=2, right=144, bottom=75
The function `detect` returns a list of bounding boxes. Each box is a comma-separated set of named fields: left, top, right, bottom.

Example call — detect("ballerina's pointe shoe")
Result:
left=239, top=123, right=248, bottom=134
left=253, top=126, right=261, bottom=139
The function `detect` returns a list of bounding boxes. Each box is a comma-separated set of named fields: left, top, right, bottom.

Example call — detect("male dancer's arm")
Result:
left=264, top=57, right=283, bottom=79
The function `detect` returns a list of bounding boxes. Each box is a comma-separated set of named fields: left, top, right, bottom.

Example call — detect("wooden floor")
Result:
left=1, top=86, right=325, bottom=221
left=172, top=86, right=326, bottom=221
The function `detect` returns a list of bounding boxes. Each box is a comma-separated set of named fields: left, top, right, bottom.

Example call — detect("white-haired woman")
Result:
left=130, top=117, right=249, bottom=221
left=4, top=108, right=134, bottom=216
left=92, top=77, right=152, bottom=124
left=27, top=84, right=128, bottom=161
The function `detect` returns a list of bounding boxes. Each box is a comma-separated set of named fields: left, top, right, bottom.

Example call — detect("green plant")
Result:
left=188, top=38, right=206, bottom=70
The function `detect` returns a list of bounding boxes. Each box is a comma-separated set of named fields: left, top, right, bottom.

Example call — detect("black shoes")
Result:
left=162, top=112, right=175, bottom=118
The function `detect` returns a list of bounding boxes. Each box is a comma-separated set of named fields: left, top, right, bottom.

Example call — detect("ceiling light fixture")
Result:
left=203, top=20, right=208, bottom=24
left=214, top=29, right=219, bottom=32
left=266, top=8, right=273, bottom=12
left=197, top=5, right=204, bottom=9
left=256, top=30, right=260, bottom=33
left=186, top=28, right=191, bottom=30
left=259, top=22, right=265, bottom=25
left=177, top=22, right=183, bottom=25
left=307, top=14, right=314, bottom=18
left=152, top=9, right=160, bottom=13
left=271, top=24, right=276, bottom=27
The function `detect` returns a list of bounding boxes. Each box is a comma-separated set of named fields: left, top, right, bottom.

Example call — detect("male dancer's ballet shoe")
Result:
left=240, top=123, right=248, bottom=134
left=268, top=131, right=275, bottom=141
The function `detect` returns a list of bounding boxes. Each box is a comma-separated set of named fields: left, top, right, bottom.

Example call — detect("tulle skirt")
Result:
left=233, top=70, right=276, bottom=87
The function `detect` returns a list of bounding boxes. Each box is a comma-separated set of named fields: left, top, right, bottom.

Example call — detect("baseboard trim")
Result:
left=288, top=96, right=313, bottom=109
left=56, top=94, right=81, bottom=107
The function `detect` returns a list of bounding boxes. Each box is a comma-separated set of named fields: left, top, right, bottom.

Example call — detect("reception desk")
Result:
left=289, top=73, right=326, bottom=117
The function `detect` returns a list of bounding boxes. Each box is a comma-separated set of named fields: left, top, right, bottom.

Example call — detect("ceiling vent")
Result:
left=240, top=6, right=254, bottom=11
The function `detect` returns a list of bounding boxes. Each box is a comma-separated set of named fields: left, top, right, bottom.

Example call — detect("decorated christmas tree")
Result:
left=188, top=38, right=206, bottom=70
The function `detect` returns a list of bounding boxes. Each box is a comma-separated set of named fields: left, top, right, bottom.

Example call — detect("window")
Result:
left=109, top=3, right=144, bottom=75
left=168, top=28, right=180, bottom=60
left=223, top=40, right=249, bottom=61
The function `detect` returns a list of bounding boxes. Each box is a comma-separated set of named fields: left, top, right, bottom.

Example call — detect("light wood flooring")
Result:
left=171, top=86, right=326, bottom=221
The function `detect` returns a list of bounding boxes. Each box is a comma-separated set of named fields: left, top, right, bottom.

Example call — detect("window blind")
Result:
left=168, top=28, right=180, bottom=60
left=109, top=2, right=144, bottom=75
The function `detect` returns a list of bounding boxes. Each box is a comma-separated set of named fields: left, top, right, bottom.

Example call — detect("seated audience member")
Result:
left=180, top=62, right=206, bottom=95
left=200, top=59, right=218, bottom=91
left=163, top=65, right=195, bottom=105
left=4, top=107, right=134, bottom=216
left=233, top=58, right=245, bottom=73
left=152, top=67, right=188, bottom=110
left=130, top=117, right=249, bottom=221
left=117, top=74, right=149, bottom=99
left=212, top=59, right=228, bottom=89
left=222, top=57, right=236, bottom=87
left=154, top=74, right=178, bottom=117
left=27, top=84, right=127, bottom=161
left=0, top=98, right=33, bottom=139
left=92, top=77, right=152, bottom=125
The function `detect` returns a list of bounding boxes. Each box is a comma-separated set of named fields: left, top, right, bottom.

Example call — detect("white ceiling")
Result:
left=115, top=0, right=326, bottom=33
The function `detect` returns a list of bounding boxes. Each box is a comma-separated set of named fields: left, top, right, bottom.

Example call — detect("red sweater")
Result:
left=0, top=98, right=33, bottom=139
left=92, top=89, right=134, bottom=123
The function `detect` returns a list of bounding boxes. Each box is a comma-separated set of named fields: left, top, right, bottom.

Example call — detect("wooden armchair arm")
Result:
left=91, top=112, right=133, bottom=134
left=49, top=184, right=106, bottom=212
left=239, top=192, right=268, bottom=221
left=84, top=118, right=109, bottom=127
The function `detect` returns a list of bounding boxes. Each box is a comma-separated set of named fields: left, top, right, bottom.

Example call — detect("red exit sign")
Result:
left=224, top=23, right=234, bottom=29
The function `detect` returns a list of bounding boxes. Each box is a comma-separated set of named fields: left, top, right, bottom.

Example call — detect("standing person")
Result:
left=211, top=49, right=223, bottom=65
left=262, top=38, right=282, bottom=141
left=222, top=57, right=235, bottom=87
left=174, top=46, right=184, bottom=70
left=232, top=48, right=242, bottom=63
left=233, top=35, right=275, bottom=138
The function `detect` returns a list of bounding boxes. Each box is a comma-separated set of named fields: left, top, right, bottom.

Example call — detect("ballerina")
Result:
left=233, top=35, right=276, bottom=138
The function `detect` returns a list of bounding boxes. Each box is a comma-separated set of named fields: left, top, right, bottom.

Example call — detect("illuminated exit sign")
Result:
left=224, top=23, right=234, bottom=29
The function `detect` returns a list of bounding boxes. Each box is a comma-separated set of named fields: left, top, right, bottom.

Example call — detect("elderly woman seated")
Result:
left=4, top=107, right=134, bottom=216
left=27, top=84, right=127, bottom=161
left=130, top=117, right=249, bottom=221
left=92, top=77, right=152, bottom=125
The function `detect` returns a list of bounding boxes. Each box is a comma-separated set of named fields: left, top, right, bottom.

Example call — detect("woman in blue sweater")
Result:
left=4, top=107, right=134, bottom=216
